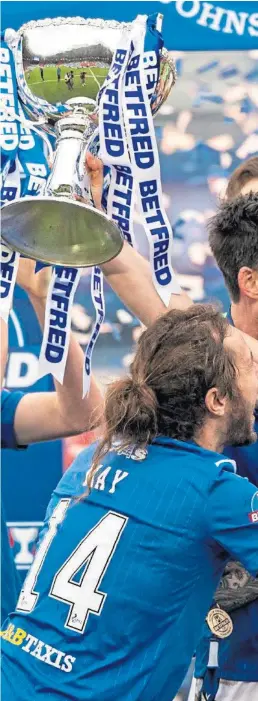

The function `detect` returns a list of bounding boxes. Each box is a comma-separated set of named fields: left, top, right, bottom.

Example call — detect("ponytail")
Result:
left=85, top=303, right=232, bottom=494
left=87, top=376, right=158, bottom=492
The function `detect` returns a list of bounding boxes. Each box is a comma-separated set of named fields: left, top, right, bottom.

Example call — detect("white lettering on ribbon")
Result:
left=0, top=45, right=19, bottom=155
left=38, top=267, right=81, bottom=383
left=83, top=266, right=105, bottom=397
left=99, top=35, right=136, bottom=247
left=123, top=30, right=175, bottom=305
left=0, top=242, right=20, bottom=324
left=83, top=33, right=135, bottom=396
left=99, top=16, right=180, bottom=309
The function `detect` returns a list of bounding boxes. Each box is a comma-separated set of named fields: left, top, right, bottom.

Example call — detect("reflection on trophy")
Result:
left=1, top=16, right=176, bottom=267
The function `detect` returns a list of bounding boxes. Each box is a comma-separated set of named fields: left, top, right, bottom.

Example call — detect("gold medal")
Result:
left=206, top=605, right=233, bottom=639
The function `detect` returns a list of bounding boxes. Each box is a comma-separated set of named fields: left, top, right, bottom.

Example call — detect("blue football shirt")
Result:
left=195, top=413, right=258, bottom=683
left=2, top=438, right=258, bottom=701
left=1, top=389, right=25, bottom=624
left=195, top=308, right=258, bottom=683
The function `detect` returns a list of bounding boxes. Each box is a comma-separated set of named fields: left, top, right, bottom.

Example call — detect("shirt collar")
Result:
left=153, top=435, right=233, bottom=466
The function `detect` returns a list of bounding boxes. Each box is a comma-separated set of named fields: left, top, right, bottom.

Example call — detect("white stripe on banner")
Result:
left=107, top=165, right=136, bottom=247
left=98, top=15, right=180, bottom=312
left=98, top=27, right=136, bottom=247
left=0, top=242, right=20, bottom=324
left=38, top=267, right=81, bottom=384
left=0, top=158, right=21, bottom=324
left=0, top=34, right=22, bottom=325
left=122, top=17, right=180, bottom=305
left=83, top=266, right=105, bottom=397
left=83, top=28, right=135, bottom=396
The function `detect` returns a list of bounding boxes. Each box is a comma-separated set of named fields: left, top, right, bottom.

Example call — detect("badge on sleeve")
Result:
left=206, top=605, right=233, bottom=639
left=248, top=491, right=258, bottom=523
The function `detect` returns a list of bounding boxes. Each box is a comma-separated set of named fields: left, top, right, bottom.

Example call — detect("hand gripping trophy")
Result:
left=1, top=15, right=176, bottom=268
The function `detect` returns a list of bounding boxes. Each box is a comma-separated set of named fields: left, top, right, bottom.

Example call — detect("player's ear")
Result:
left=205, top=387, right=227, bottom=417
left=238, top=267, right=258, bottom=300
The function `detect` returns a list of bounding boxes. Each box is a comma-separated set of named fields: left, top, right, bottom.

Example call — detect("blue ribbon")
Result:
left=0, top=31, right=21, bottom=187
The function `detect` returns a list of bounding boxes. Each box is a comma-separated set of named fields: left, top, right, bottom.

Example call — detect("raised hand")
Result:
left=16, top=258, right=51, bottom=300
left=85, top=152, right=104, bottom=211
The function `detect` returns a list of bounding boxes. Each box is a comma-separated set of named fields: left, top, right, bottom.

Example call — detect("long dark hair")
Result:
left=87, top=305, right=237, bottom=490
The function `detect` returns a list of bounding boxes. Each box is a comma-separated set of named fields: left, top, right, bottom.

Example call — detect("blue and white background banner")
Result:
left=2, top=2, right=257, bottom=51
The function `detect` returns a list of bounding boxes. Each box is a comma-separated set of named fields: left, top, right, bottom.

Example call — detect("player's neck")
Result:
left=230, top=300, right=258, bottom=340
left=194, top=424, right=225, bottom=455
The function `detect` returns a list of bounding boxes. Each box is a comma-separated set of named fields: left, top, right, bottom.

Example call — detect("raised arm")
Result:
left=102, top=242, right=166, bottom=326
left=10, top=260, right=104, bottom=445
left=87, top=152, right=258, bottom=362
left=86, top=152, right=191, bottom=326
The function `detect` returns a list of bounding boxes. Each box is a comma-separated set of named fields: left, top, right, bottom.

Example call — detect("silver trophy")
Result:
left=1, top=16, right=176, bottom=267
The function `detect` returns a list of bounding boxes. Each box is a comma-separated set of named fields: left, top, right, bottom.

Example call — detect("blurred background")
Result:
left=1, top=1, right=258, bottom=698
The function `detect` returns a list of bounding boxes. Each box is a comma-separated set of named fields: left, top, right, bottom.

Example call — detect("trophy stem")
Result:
left=46, top=114, right=88, bottom=197
left=47, top=132, right=85, bottom=197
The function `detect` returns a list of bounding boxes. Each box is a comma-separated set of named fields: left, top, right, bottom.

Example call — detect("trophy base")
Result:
left=1, top=196, right=123, bottom=267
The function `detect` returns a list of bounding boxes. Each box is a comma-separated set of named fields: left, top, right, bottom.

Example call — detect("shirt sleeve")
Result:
left=208, top=468, right=258, bottom=577
left=1, top=389, right=27, bottom=450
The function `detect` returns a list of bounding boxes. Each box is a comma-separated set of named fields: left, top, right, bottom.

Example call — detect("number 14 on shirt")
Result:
left=17, top=499, right=128, bottom=634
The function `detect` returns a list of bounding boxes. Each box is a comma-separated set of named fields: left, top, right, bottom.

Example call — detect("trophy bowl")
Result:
left=1, top=197, right=124, bottom=267
left=1, top=16, right=176, bottom=267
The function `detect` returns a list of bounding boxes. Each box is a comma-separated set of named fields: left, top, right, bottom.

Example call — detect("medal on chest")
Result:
left=206, top=605, right=233, bottom=639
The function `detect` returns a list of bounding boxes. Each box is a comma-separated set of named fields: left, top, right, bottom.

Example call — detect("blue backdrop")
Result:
left=2, top=1, right=257, bottom=51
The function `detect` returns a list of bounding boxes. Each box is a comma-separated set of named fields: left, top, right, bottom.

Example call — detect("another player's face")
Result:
left=224, top=333, right=258, bottom=447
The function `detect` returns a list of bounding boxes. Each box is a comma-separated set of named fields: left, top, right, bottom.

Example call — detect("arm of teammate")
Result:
left=214, top=561, right=258, bottom=612
left=82, top=154, right=258, bottom=354
left=102, top=242, right=167, bottom=326
left=208, top=468, right=258, bottom=577
left=11, top=259, right=103, bottom=445
left=85, top=152, right=191, bottom=325
left=1, top=318, right=29, bottom=449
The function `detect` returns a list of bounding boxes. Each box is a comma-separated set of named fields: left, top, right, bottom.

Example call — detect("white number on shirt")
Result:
left=16, top=500, right=127, bottom=634
left=50, top=510, right=127, bottom=633
left=17, top=498, right=70, bottom=614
